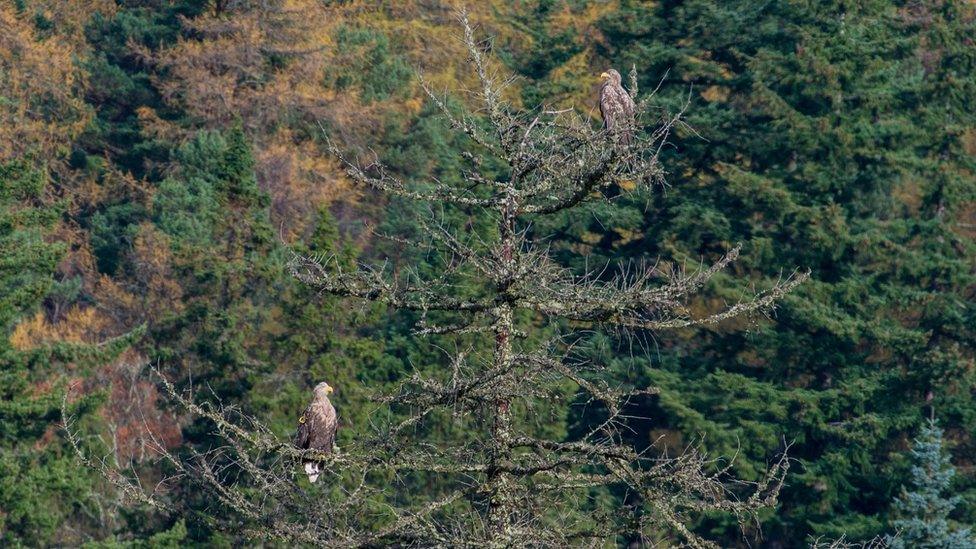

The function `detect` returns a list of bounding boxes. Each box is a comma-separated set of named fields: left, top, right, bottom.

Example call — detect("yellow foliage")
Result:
left=10, top=307, right=110, bottom=350
left=701, top=85, right=730, bottom=103
left=19, top=0, right=116, bottom=49
left=892, top=178, right=924, bottom=216
left=549, top=51, right=604, bottom=114
left=257, top=132, right=357, bottom=240
left=613, top=227, right=641, bottom=246
left=0, top=4, right=92, bottom=162
left=618, top=178, right=638, bottom=192
left=580, top=231, right=602, bottom=245
left=155, top=0, right=337, bottom=129
left=147, top=0, right=554, bottom=239
left=953, top=202, right=976, bottom=241
left=136, top=106, right=182, bottom=143
left=132, top=0, right=645, bottom=244
left=961, top=128, right=976, bottom=156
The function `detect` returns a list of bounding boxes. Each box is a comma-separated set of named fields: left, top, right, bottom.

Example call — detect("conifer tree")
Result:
left=74, top=16, right=806, bottom=547
left=588, top=0, right=976, bottom=541
left=0, top=160, right=135, bottom=545
left=150, top=125, right=277, bottom=404
left=887, top=420, right=975, bottom=549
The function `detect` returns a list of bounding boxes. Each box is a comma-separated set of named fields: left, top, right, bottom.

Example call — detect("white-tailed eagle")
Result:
left=294, top=381, right=337, bottom=483
left=599, top=68, right=636, bottom=145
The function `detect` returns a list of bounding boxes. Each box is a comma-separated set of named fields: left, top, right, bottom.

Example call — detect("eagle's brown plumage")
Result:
left=294, top=381, right=337, bottom=483
left=599, top=68, right=636, bottom=145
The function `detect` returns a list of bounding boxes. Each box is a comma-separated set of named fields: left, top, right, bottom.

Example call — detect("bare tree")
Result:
left=67, top=12, right=807, bottom=548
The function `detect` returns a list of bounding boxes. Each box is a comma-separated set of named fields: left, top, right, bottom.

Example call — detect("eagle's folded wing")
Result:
left=309, top=403, right=337, bottom=454
left=294, top=404, right=313, bottom=449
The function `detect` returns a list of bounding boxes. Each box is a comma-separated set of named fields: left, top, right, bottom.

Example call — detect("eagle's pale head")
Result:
left=600, top=69, right=622, bottom=84
left=313, top=381, right=334, bottom=399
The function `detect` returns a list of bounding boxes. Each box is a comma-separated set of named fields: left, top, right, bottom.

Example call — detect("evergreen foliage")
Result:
left=887, top=419, right=975, bottom=549
left=563, top=0, right=976, bottom=542
left=0, top=160, right=135, bottom=545
left=1, top=0, right=973, bottom=546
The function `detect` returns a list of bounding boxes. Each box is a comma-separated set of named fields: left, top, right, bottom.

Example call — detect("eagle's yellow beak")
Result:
left=600, top=71, right=609, bottom=79
left=326, top=385, right=334, bottom=394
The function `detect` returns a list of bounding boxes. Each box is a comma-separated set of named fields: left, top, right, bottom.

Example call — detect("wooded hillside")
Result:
left=1, top=1, right=973, bottom=546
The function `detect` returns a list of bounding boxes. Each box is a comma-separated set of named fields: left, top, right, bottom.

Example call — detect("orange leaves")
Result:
left=256, top=133, right=356, bottom=241
left=0, top=4, right=91, bottom=162
left=102, top=361, right=182, bottom=463
left=155, top=0, right=336, bottom=130
left=140, top=0, right=627, bottom=242
left=84, top=223, right=186, bottom=327
left=148, top=1, right=355, bottom=236
left=135, top=106, right=182, bottom=144
left=130, top=224, right=185, bottom=315
left=701, top=85, right=731, bottom=103
left=16, top=1, right=117, bottom=49
left=10, top=307, right=109, bottom=351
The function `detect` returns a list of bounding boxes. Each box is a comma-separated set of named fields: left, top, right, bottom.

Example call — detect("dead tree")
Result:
left=67, top=12, right=806, bottom=548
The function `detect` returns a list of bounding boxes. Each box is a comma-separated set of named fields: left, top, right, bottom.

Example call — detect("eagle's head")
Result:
left=600, top=69, right=622, bottom=84
left=313, top=381, right=334, bottom=399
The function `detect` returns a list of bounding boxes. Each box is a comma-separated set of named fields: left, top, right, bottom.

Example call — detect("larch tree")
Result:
left=0, top=3, right=92, bottom=163
left=69, top=15, right=806, bottom=547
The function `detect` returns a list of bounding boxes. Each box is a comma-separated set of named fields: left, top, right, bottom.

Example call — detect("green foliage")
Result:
left=0, top=160, right=133, bottom=546
left=524, top=0, right=976, bottom=544
left=82, top=519, right=188, bottom=549
left=81, top=5, right=197, bottom=177
left=887, top=420, right=975, bottom=548
left=4, top=1, right=975, bottom=546
left=330, top=26, right=413, bottom=102
left=90, top=202, right=145, bottom=274
left=151, top=126, right=278, bottom=402
left=0, top=160, right=60, bottom=335
left=495, top=1, right=587, bottom=107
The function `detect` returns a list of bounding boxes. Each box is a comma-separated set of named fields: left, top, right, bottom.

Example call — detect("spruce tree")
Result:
left=887, top=420, right=975, bottom=549
left=583, top=1, right=976, bottom=542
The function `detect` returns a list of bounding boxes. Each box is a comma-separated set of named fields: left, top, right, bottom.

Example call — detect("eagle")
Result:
left=599, top=68, right=636, bottom=145
left=294, top=381, right=337, bottom=483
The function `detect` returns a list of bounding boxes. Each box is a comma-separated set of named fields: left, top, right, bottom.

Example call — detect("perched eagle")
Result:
left=294, top=381, right=337, bottom=483
left=599, top=68, right=636, bottom=145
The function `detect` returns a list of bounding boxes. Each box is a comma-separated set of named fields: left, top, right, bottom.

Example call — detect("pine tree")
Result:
left=887, top=419, right=975, bottom=549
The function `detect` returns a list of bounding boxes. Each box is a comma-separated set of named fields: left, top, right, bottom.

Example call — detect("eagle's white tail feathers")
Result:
left=304, top=462, right=321, bottom=483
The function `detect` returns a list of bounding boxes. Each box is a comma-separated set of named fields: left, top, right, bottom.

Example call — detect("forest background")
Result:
left=1, top=0, right=974, bottom=547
